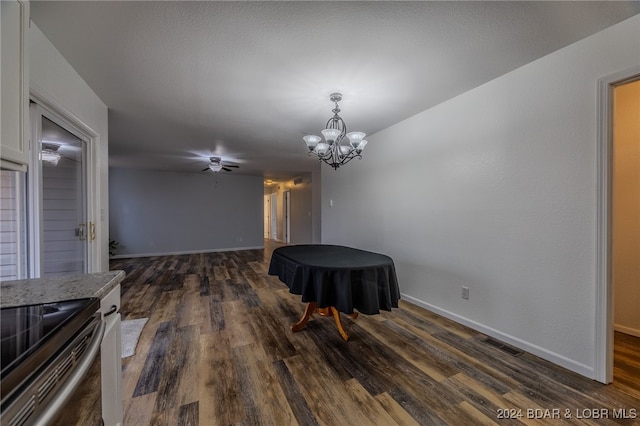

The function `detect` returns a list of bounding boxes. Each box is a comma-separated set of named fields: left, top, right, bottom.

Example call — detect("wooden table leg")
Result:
left=291, top=303, right=358, bottom=341
left=291, top=302, right=317, bottom=332
left=330, top=307, right=350, bottom=341
left=317, top=307, right=331, bottom=316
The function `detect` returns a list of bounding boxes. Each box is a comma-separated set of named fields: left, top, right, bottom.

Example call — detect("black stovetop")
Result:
left=0, top=298, right=100, bottom=399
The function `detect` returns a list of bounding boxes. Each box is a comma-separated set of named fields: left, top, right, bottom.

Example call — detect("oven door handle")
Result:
left=34, top=319, right=106, bottom=425
left=104, top=304, right=118, bottom=317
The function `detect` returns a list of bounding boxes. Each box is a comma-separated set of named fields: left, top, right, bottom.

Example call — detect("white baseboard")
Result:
left=614, top=324, right=640, bottom=338
left=400, top=293, right=595, bottom=380
left=110, top=245, right=265, bottom=259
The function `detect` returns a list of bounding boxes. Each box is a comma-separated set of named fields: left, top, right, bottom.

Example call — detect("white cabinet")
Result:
left=100, top=284, right=123, bottom=426
left=1, top=0, right=30, bottom=172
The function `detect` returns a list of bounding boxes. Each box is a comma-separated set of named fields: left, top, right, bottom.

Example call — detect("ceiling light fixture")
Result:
left=201, top=156, right=239, bottom=173
left=41, top=143, right=61, bottom=166
left=208, top=162, right=223, bottom=173
left=303, top=93, right=368, bottom=170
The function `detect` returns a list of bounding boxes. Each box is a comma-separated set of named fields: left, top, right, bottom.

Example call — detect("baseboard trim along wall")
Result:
left=401, top=293, right=595, bottom=379
left=614, top=324, right=640, bottom=338
left=110, top=245, right=265, bottom=259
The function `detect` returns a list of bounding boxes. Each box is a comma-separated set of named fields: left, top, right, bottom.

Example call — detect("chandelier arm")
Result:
left=339, top=153, right=362, bottom=166
left=332, top=146, right=340, bottom=166
left=326, top=116, right=347, bottom=134
left=310, top=147, right=361, bottom=169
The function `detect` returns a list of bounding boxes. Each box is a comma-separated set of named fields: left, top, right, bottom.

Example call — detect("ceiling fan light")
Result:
left=346, top=131, right=366, bottom=148
left=303, top=135, right=321, bottom=150
left=41, top=150, right=61, bottom=165
left=321, top=128, right=341, bottom=145
left=209, top=163, right=223, bottom=172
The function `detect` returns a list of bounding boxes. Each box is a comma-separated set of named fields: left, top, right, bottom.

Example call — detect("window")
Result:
left=0, top=170, right=27, bottom=280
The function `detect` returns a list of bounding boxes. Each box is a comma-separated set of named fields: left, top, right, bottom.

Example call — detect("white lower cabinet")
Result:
left=100, top=284, right=123, bottom=426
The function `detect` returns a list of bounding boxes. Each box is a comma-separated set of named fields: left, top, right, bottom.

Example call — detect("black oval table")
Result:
left=268, top=244, right=401, bottom=341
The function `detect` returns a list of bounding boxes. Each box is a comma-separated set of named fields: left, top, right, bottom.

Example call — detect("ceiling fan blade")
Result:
left=223, top=164, right=239, bottom=168
left=201, top=168, right=210, bottom=172
left=222, top=167, right=232, bottom=172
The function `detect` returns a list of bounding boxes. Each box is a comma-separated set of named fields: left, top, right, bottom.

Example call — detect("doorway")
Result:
left=264, top=184, right=293, bottom=243
left=596, top=68, right=640, bottom=386
left=30, top=104, right=92, bottom=277
left=611, top=78, right=640, bottom=398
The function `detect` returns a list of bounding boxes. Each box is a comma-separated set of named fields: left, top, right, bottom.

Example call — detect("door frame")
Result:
left=29, top=92, right=100, bottom=276
left=264, top=194, right=270, bottom=239
left=595, top=66, right=640, bottom=383
left=270, top=192, right=278, bottom=240
left=284, top=190, right=291, bottom=244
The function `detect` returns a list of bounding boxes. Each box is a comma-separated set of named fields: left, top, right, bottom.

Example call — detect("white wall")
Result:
left=109, top=168, right=264, bottom=257
left=289, top=176, right=314, bottom=245
left=321, top=15, right=640, bottom=379
left=30, top=23, right=110, bottom=271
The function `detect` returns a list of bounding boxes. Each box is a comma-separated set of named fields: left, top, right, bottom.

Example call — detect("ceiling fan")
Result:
left=201, top=156, right=239, bottom=173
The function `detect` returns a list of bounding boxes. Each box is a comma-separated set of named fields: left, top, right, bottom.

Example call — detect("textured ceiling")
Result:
left=30, top=1, right=640, bottom=180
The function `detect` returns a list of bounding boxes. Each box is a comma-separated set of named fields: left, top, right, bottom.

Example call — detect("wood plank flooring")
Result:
left=614, top=332, right=640, bottom=401
left=74, top=244, right=640, bottom=425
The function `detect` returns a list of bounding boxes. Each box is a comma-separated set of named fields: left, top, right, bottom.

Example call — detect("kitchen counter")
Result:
left=0, top=270, right=125, bottom=307
left=0, top=270, right=126, bottom=426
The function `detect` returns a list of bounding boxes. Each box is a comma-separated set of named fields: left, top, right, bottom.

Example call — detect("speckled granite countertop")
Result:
left=0, top=270, right=126, bottom=308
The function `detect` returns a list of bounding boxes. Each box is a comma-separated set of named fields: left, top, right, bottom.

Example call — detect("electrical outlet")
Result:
left=461, top=286, right=470, bottom=300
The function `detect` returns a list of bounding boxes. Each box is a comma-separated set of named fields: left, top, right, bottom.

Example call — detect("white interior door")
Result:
left=30, top=105, right=91, bottom=277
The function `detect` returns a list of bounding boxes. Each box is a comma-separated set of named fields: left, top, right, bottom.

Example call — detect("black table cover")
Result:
left=268, top=245, right=400, bottom=315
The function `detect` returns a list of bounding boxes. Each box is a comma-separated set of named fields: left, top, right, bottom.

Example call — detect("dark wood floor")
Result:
left=614, top=331, right=640, bottom=401
left=65, top=243, right=640, bottom=425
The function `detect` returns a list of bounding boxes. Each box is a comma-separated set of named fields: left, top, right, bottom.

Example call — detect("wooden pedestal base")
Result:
left=291, top=302, right=359, bottom=341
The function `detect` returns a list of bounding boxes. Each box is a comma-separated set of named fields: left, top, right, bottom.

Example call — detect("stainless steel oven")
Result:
left=1, top=298, right=104, bottom=426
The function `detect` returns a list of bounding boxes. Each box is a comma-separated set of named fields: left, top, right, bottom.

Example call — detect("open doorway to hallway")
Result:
left=263, top=175, right=314, bottom=245
left=264, top=182, right=282, bottom=242
left=612, top=78, right=640, bottom=399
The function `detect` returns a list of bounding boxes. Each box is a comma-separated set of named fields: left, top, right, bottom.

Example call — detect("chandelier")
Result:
left=303, top=93, right=368, bottom=170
